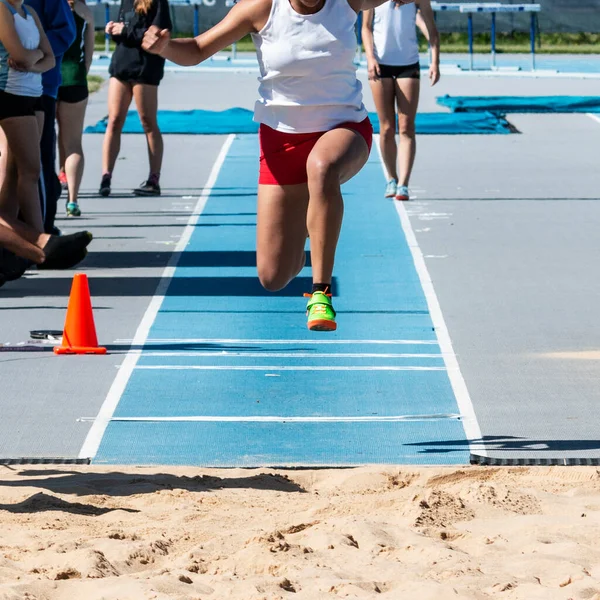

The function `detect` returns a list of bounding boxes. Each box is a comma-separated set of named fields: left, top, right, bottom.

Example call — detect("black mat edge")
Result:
left=0, top=457, right=91, bottom=466
left=471, top=454, right=600, bottom=466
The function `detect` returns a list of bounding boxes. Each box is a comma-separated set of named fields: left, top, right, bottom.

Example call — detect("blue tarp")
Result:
left=437, top=95, right=600, bottom=114
left=85, top=108, right=514, bottom=135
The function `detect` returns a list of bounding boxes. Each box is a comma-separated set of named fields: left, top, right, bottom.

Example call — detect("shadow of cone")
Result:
left=54, top=273, right=107, bottom=355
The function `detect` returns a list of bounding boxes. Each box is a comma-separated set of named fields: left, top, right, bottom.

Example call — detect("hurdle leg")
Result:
left=104, top=2, right=110, bottom=55
left=193, top=3, right=199, bottom=37
left=530, top=12, right=537, bottom=70
left=468, top=13, right=474, bottom=70
left=491, top=12, right=496, bottom=69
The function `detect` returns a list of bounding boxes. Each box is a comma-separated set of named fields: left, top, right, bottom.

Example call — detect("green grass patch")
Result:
left=87, top=74, right=104, bottom=93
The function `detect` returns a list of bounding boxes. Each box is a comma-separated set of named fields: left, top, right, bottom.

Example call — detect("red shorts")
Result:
left=258, top=117, right=373, bottom=186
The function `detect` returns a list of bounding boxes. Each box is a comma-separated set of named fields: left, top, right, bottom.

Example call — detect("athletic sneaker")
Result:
left=38, top=231, right=93, bottom=270
left=58, top=170, right=68, bottom=190
left=99, top=174, right=111, bottom=197
left=66, top=202, right=81, bottom=217
left=305, top=291, right=337, bottom=332
left=133, top=180, right=161, bottom=196
left=385, top=178, right=397, bottom=198
left=395, top=185, right=410, bottom=201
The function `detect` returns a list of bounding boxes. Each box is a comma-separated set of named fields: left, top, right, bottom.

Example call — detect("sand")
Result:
left=1, top=466, right=600, bottom=600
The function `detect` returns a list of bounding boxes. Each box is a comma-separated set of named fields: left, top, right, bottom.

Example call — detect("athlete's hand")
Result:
left=143, top=26, right=171, bottom=55
left=392, top=0, right=414, bottom=6
left=367, top=60, right=381, bottom=81
left=8, top=49, right=42, bottom=71
left=429, top=62, right=440, bottom=86
left=8, top=58, right=28, bottom=72
left=105, top=21, right=124, bottom=35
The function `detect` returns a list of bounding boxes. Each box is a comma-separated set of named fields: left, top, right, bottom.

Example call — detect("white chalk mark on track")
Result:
left=587, top=113, right=600, bottom=125
left=135, top=365, right=448, bottom=372
left=79, top=415, right=462, bottom=423
left=115, top=338, right=439, bottom=345
left=78, top=134, right=236, bottom=460
left=139, top=351, right=445, bottom=358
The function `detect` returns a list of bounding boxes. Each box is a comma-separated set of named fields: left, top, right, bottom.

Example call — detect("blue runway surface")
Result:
left=94, top=135, right=471, bottom=466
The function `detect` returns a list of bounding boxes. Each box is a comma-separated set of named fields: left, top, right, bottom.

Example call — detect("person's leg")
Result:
left=57, top=98, right=88, bottom=209
left=0, top=210, right=93, bottom=271
left=0, top=126, right=7, bottom=191
left=369, top=77, right=398, bottom=182
left=56, top=100, right=67, bottom=185
left=256, top=184, right=310, bottom=292
left=0, top=146, right=18, bottom=218
left=0, top=116, right=44, bottom=231
left=40, top=95, right=61, bottom=233
left=132, top=83, right=163, bottom=189
left=101, top=78, right=133, bottom=183
left=0, top=223, right=45, bottom=263
left=305, top=128, right=370, bottom=288
left=395, top=77, right=420, bottom=189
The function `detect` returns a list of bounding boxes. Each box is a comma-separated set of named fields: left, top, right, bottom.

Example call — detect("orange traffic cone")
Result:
left=54, top=273, right=107, bottom=355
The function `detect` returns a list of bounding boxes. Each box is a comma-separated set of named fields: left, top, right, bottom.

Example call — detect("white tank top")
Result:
left=0, top=1, right=42, bottom=97
left=372, top=2, right=419, bottom=67
left=251, top=0, right=367, bottom=134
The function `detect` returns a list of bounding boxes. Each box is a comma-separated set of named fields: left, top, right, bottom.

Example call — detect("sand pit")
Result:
left=1, top=466, right=600, bottom=599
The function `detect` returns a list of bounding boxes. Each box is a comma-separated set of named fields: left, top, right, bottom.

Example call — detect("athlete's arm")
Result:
left=415, top=9, right=429, bottom=42
left=349, top=0, right=414, bottom=13
left=361, top=10, right=380, bottom=81
left=416, top=0, right=440, bottom=85
left=74, top=0, right=95, bottom=73
left=143, top=0, right=269, bottom=66
left=23, top=8, right=55, bottom=73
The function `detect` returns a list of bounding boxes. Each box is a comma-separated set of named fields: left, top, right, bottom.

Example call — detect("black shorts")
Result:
left=378, top=62, right=421, bottom=79
left=57, top=85, right=89, bottom=104
left=114, top=75, right=160, bottom=88
left=0, top=90, right=43, bottom=121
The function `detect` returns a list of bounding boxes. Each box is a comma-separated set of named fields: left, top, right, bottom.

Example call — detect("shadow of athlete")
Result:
left=142, top=0, right=415, bottom=332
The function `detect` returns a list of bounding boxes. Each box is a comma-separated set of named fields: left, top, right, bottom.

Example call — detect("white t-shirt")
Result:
left=252, top=0, right=367, bottom=133
left=372, top=2, right=419, bottom=67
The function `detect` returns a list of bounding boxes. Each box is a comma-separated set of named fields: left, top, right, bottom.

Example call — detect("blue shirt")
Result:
left=24, top=0, right=76, bottom=98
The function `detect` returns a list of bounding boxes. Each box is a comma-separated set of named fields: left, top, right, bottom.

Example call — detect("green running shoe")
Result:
left=66, top=202, right=81, bottom=217
left=305, top=291, right=337, bottom=332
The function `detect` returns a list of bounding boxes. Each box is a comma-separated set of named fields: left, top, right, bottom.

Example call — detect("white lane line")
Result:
left=79, top=414, right=462, bottom=423
left=135, top=365, right=447, bottom=371
left=78, top=134, right=236, bottom=460
left=115, top=338, right=439, bottom=345
left=375, top=137, right=487, bottom=457
left=587, top=113, right=600, bottom=125
left=139, top=351, right=445, bottom=358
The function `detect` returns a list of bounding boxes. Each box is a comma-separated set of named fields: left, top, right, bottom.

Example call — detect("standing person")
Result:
left=0, top=0, right=53, bottom=231
left=57, top=0, right=94, bottom=217
left=142, top=0, right=414, bottom=331
left=24, top=0, right=75, bottom=234
left=99, top=0, right=171, bottom=197
left=362, top=0, right=439, bottom=201
left=0, top=0, right=91, bottom=283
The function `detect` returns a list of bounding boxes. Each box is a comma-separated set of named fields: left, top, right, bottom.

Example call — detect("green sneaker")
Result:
left=66, top=202, right=81, bottom=217
left=305, top=291, right=337, bottom=332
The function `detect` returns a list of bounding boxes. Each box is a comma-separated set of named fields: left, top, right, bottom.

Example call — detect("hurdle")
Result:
left=431, top=2, right=541, bottom=71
